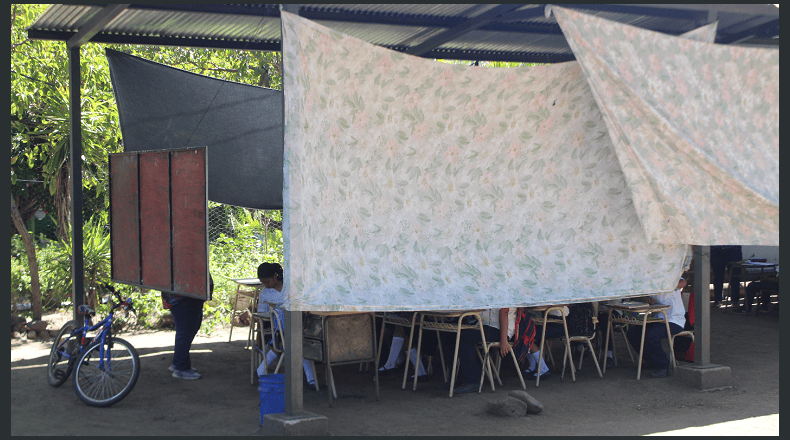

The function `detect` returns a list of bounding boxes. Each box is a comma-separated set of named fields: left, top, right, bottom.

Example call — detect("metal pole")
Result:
left=281, top=2, right=303, bottom=416
left=69, top=45, right=85, bottom=327
left=693, top=245, right=711, bottom=365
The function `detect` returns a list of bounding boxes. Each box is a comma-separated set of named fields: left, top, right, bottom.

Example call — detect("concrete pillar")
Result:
left=262, top=4, right=329, bottom=434
left=677, top=245, right=731, bottom=390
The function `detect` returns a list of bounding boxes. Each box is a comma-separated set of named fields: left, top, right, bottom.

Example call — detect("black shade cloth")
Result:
left=106, top=49, right=283, bottom=210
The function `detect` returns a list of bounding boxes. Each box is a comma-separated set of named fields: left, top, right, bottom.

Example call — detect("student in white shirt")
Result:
left=626, top=277, right=687, bottom=378
left=255, top=262, right=316, bottom=387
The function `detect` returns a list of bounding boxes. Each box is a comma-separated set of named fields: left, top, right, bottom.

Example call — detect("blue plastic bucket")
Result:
left=259, top=374, right=285, bottom=424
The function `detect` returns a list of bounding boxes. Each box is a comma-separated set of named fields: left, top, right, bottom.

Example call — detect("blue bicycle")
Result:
left=46, top=291, right=141, bottom=407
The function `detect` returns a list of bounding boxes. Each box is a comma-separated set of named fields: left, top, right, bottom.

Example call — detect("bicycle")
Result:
left=47, top=291, right=141, bottom=407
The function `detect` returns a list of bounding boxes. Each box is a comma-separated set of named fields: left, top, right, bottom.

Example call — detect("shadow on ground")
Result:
left=11, top=305, right=779, bottom=436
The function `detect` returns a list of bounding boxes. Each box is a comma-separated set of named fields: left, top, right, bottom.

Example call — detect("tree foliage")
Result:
left=11, top=4, right=284, bottom=237
left=10, top=4, right=284, bottom=329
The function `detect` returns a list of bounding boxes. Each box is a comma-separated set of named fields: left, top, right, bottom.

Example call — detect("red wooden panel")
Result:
left=139, top=151, right=172, bottom=291
left=109, top=153, right=141, bottom=285
left=171, top=148, right=209, bottom=300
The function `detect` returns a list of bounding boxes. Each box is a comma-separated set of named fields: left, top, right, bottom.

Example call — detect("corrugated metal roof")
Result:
left=28, top=4, right=779, bottom=62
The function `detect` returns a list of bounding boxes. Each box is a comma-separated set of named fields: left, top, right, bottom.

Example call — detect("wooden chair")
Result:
left=475, top=341, right=526, bottom=392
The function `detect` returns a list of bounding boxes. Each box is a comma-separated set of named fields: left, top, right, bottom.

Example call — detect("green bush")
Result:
left=11, top=206, right=283, bottom=334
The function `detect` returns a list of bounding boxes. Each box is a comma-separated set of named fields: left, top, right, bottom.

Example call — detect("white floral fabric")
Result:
left=280, top=11, right=694, bottom=311
left=553, top=7, right=779, bottom=246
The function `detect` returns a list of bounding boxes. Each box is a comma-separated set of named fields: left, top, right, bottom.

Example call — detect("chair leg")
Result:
left=273, top=352, right=284, bottom=374
left=475, top=345, right=497, bottom=391
left=495, top=354, right=503, bottom=386
left=586, top=340, right=603, bottom=378
left=478, top=351, right=490, bottom=393
left=510, top=349, right=527, bottom=390
left=618, top=326, right=635, bottom=363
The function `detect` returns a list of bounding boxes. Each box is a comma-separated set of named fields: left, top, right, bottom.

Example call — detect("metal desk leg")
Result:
left=478, top=322, right=494, bottom=393
left=370, top=313, right=380, bottom=401
left=603, top=309, right=613, bottom=374
left=376, top=318, right=387, bottom=380
left=664, top=317, right=675, bottom=375
left=447, top=322, right=463, bottom=397
left=561, top=316, right=576, bottom=382
left=536, top=311, right=548, bottom=387
left=412, top=316, right=426, bottom=392
left=402, top=314, right=418, bottom=390
left=435, top=325, right=448, bottom=382
left=636, top=314, right=648, bottom=380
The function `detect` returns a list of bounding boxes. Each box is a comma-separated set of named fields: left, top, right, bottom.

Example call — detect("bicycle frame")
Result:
left=55, top=300, right=126, bottom=370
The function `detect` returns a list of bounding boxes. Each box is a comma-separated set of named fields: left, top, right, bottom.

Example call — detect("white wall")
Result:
left=740, top=245, right=779, bottom=265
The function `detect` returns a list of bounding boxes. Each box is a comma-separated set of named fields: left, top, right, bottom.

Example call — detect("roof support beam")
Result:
left=719, top=18, right=780, bottom=45
left=67, top=4, right=129, bottom=49
left=68, top=46, right=85, bottom=326
left=406, top=4, right=527, bottom=56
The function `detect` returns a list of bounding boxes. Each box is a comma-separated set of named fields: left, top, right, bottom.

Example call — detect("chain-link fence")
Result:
left=207, top=202, right=283, bottom=304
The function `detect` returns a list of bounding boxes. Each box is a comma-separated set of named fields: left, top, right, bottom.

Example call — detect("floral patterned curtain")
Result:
left=280, top=11, right=696, bottom=311
left=553, top=6, right=779, bottom=246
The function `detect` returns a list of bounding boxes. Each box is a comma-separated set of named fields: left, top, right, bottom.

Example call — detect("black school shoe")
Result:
left=452, top=382, right=479, bottom=394
left=525, top=370, right=551, bottom=381
left=650, top=367, right=669, bottom=378
left=437, top=380, right=465, bottom=390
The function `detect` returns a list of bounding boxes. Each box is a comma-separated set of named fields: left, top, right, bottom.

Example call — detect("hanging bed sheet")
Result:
left=552, top=6, right=779, bottom=246
left=280, top=12, right=693, bottom=311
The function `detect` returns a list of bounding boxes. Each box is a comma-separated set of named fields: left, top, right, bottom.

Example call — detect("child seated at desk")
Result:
left=255, top=262, right=316, bottom=387
left=625, top=277, right=687, bottom=378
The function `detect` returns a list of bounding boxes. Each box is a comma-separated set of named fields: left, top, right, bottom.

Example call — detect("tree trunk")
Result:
left=54, top=164, right=71, bottom=242
left=11, top=195, right=43, bottom=320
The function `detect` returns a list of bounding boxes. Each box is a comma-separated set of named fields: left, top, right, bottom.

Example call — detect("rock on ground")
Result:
left=508, top=390, right=544, bottom=414
left=11, top=314, right=27, bottom=333
left=26, top=320, right=49, bottom=332
left=486, top=396, right=528, bottom=417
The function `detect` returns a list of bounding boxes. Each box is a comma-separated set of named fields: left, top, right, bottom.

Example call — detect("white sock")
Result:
left=526, top=350, right=537, bottom=372
left=607, top=350, right=613, bottom=359
left=382, top=336, right=404, bottom=370
left=302, top=359, right=315, bottom=384
left=531, top=351, right=549, bottom=375
left=410, top=348, right=427, bottom=376
left=266, top=349, right=278, bottom=366
left=396, top=350, right=406, bottom=366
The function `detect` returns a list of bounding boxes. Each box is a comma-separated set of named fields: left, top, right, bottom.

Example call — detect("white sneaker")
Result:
left=172, top=368, right=201, bottom=380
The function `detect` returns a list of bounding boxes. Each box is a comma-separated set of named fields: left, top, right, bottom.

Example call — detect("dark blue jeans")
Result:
left=170, top=297, right=204, bottom=371
left=627, top=322, right=684, bottom=370
left=711, top=245, right=742, bottom=303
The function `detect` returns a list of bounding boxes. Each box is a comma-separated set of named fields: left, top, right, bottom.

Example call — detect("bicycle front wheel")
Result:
left=47, top=320, right=78, bottom=387
left=72, top=336, right=140, bottom=407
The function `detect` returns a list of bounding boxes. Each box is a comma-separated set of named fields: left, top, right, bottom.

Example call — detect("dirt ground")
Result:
left=10, top=302, right=779, bottom=436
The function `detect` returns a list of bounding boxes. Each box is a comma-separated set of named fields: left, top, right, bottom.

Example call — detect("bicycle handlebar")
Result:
left=112, top=291, right=135, bottom=314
